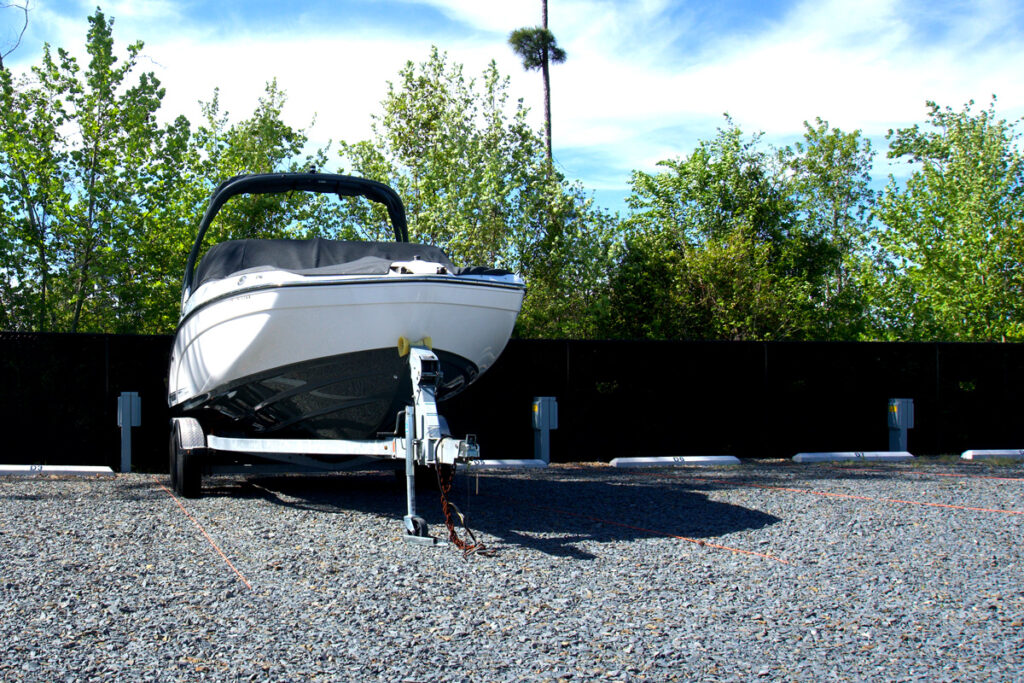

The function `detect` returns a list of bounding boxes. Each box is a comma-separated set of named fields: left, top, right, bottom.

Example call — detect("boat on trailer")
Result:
left=167, top=172, right=524, bottom=543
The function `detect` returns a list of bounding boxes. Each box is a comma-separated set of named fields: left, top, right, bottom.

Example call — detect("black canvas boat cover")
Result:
left=195, top=238, right=509, bottom=287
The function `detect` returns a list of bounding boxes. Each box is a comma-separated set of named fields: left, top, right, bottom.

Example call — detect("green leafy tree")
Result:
left=131, top=81, right=334, bottom=333
left=874, top=98, right=1024, bottom=341
left=610, top=118, right=836, bottom=340
left=784, top=118, right=876, bottom=339
left=191, top=81, right=334, bottom=241
left=517, top=178, right=619, bottom=338
left=339, top=49, right=528, bottom=262
left=607, top=117, right=881, bottom=341
left=509, top=0, right=566, bottom=163
left=338, top=48, right=617, bottom=338
left=0, top=10, right=329, bottom=333
left=0, top=60, right=67, bottom=330
left=0, top=10, right=190, bottom=332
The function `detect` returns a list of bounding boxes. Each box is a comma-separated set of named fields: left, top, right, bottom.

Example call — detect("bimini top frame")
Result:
left=182, top=172, right=410, bottom=302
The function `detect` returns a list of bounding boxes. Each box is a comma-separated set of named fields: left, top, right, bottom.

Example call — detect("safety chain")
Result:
left=435, top=463, right=492, bottom=557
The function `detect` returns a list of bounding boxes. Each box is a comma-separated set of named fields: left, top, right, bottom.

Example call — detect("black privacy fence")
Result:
left=0, top=333, right=173, bottom=471
left=2, top=333, right=1023, bottom=471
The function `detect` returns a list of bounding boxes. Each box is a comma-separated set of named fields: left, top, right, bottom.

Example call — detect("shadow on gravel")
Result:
left=197, top=467, right=782, bottom=560
left=200, top=469, right=418, bottom=516
left=465, top=471, right=782, bottom=559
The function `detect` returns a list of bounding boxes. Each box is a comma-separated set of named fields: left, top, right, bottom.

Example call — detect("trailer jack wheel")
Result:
left=403, top=514, right=440, bottom=546
left=404, top=514, right=428, bottom=536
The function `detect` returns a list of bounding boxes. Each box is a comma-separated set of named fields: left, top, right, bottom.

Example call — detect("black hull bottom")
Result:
left=182, top=348, right=478, bottom=440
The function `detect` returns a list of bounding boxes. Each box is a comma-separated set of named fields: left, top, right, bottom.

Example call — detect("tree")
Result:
left=340, top=49, right=537, bottom=263
left=0, top=7, right=337, bottom=333
left=338, top=48, right=616, bottom=338
left=609, top=118, right=842, bottom=341
left=127, top=81, right=333, bottom=333
left=0, top=10, right=191, bottom=332
left=0, top=59, right=66, bottom=330
left=509, top=0, right=566, bottom=163
left=873, top=98, right=1024, bottom=341
left=191, top=81, right=333, bottom=240
left=0, top=0, right=29, bottom=71
left=784, top=118, right=876, bottom=339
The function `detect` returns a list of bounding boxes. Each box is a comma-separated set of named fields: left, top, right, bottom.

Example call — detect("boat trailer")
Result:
left=169, top=346, right=478, bottom=547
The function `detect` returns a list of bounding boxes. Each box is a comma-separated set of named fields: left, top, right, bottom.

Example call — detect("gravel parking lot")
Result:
left=2, top=459, right=1022, bottom=681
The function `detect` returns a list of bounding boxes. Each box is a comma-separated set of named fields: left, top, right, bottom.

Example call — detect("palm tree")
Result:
left=509, top=1, right=566, bottom=163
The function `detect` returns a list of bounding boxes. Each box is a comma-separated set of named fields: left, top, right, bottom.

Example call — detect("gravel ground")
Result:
left=1, top=459, right=1022, bottom=681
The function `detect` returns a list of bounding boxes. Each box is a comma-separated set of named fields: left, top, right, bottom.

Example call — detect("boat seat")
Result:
left=195, top=238, right=510, bottom=286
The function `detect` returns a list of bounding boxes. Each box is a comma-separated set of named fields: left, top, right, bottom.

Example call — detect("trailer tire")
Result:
left=178, top=448, right=201, bottom=499
left=170, top=418, right=204, bottom=499
left=169, top=429, right=180, bottom=491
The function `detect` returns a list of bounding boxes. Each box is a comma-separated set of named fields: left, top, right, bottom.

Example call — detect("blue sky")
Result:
left=4, top=0, right=1024, bottom=214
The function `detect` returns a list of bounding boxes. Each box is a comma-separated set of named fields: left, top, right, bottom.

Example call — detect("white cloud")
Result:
left=9, top=0, right=1024, bottom=213
left=143, top=35, right=551, bottom=163
left=11, top=2, right=544, bottom=151
left=543, top=0, right=1024, bottom=202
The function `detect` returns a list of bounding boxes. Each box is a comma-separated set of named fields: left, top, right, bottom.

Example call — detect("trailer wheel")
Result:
left=170, top=418, right=204, bottom=499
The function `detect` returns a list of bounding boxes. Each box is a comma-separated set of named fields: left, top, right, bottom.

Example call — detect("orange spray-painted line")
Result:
left=154, top=478, right=253, bottom=590
left=686, top=476, right=1024, bottom=516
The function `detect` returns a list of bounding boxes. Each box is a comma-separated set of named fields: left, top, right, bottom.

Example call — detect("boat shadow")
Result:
left=200, top=466, right=782, bottom=560
left=459, top=468, right=782, bottom=559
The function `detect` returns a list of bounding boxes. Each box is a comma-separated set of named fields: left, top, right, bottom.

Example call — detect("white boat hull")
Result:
left=168, top=270, right=523, bottom=439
